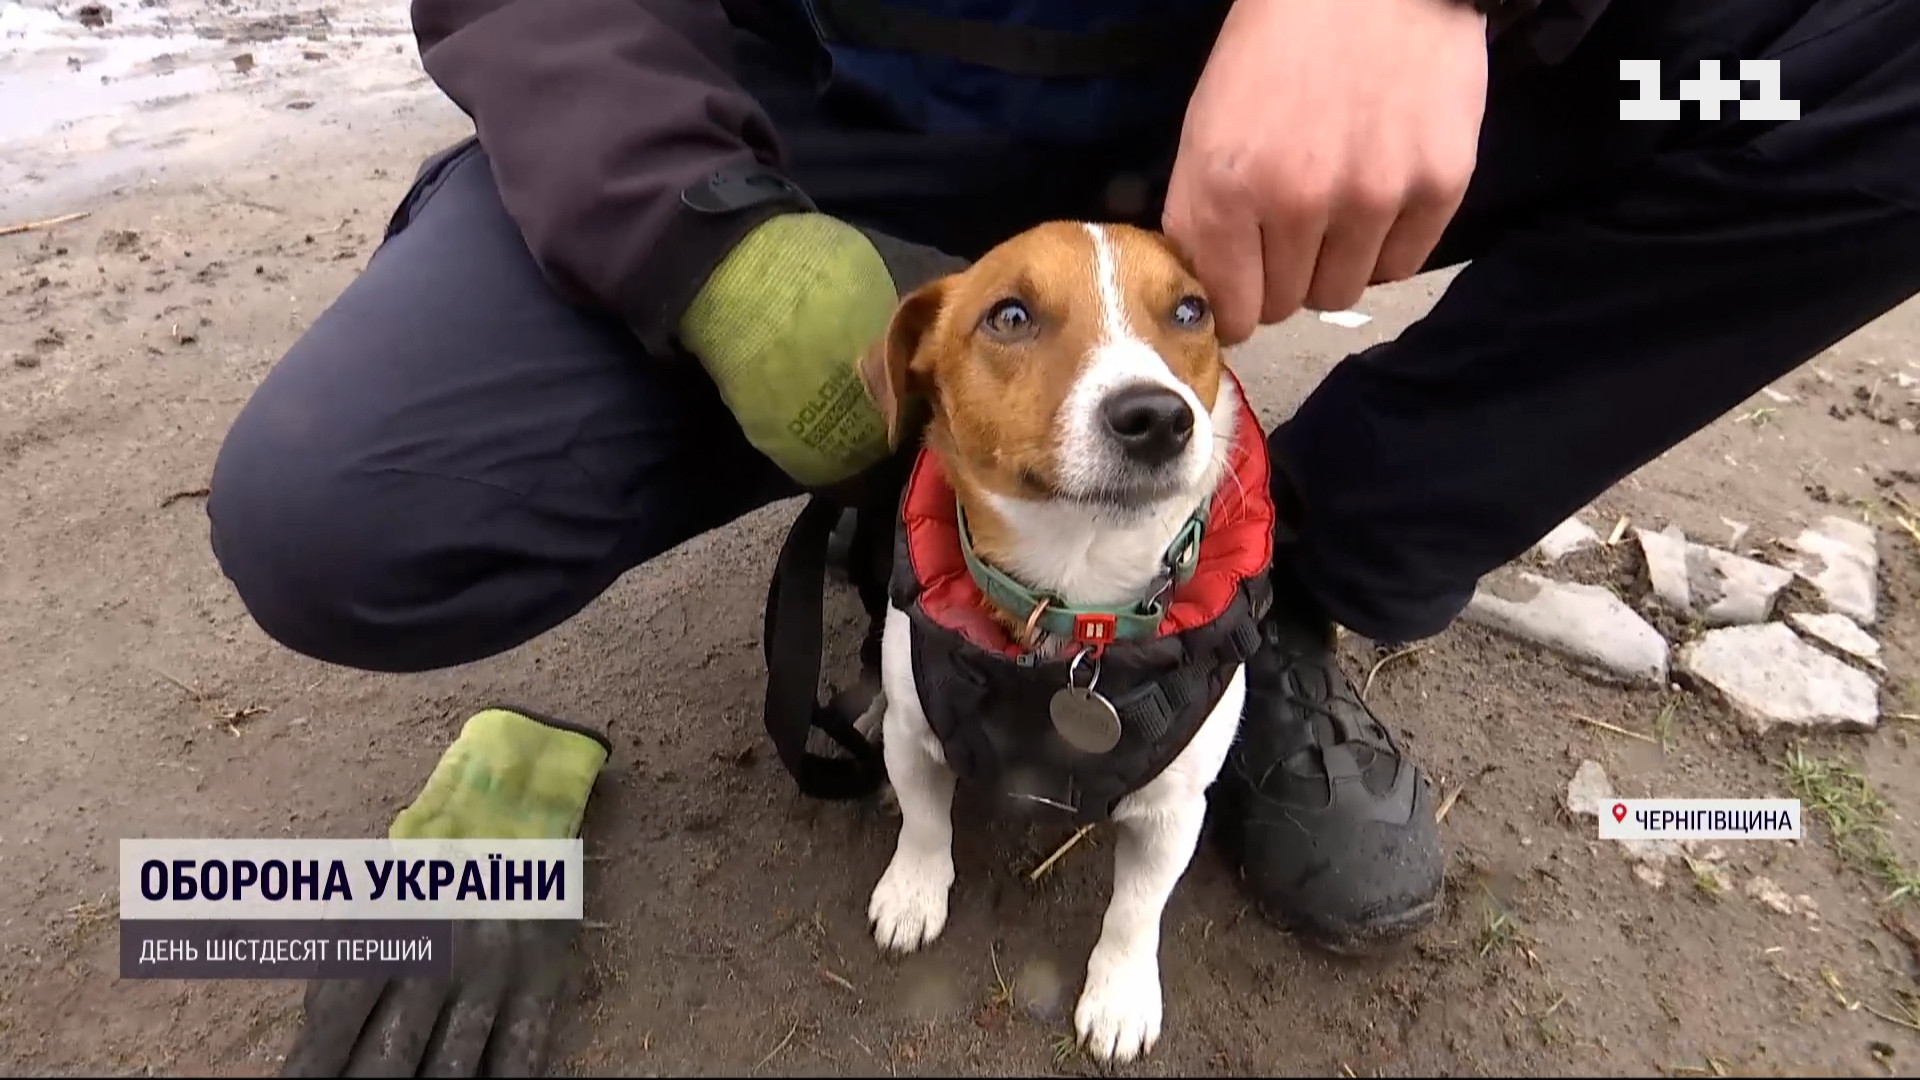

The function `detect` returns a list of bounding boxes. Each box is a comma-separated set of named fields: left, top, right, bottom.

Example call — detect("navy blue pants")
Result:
left=208, top=0, right=1920, bottom=673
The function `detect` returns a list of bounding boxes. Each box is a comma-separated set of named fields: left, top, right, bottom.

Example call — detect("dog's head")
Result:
left=858, top=221, right=1228, bottom=516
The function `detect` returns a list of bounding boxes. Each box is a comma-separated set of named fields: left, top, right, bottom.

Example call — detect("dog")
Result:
left=849, top=220, right=1275, bottom=1065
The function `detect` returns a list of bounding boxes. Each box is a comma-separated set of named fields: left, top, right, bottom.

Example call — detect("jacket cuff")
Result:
left=624, top=157, right=818, bottom=357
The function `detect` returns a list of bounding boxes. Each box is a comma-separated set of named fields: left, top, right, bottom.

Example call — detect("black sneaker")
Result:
left=1212, top=562, right=1445, bottom=954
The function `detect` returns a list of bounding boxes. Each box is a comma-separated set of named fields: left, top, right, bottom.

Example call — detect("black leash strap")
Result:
left=760, top=494, right=888, bottom=801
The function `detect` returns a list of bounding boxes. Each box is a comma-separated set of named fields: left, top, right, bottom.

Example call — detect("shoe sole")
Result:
left=1259, top=890, right=1444, bottom=958
left=1209, top=799, right=1447, bottom=956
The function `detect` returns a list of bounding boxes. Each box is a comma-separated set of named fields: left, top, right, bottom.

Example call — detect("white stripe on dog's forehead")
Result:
left=1084, top=222, right=1131, bottom=347
left=1080, top=223, right=1184, bottom=382
left=1062, top=223, right=1207, bottom=482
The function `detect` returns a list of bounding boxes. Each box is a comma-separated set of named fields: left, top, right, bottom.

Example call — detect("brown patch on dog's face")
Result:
left=1105, top=228, right=1225, bottom=423
left=859, top=222, right=1223, bottom=510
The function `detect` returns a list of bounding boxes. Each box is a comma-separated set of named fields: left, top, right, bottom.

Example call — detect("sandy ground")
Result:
left=4, top=0, right=1920, bottom=1075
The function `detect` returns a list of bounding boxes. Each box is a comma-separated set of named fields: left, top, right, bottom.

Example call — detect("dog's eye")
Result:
left=1171, top=295, right=1209, bottom=328
left=981, top=298, right=1035, bottom=340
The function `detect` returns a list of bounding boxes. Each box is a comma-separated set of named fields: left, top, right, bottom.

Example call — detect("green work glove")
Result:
left=679, top=213, right=968, bottom=490
left=280, top=707, right=611, bottom=1078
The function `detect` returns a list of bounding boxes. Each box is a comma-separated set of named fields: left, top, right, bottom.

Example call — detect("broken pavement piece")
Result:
left=1563, top=760, right=1687, bottom=878
left=1565, top=760, right=1614, bottom=819
left=1781, top=515, right=1879, bottom=626
left=1678, top=622, right=1879, bottom=736
left=1464, top=571, right=1669, bottom=686
left=1788, top=611, right=1886, bottom=673
left=1635, top=525, right=1794, bottom=626
left=1687, top=857, right=1735, bottom=896
left=1535, top=516, right=1600, bottom=562
left=1636, top=526, right=1694, bottom=612
left=1690, top=545, right=1795, bottom=626
left=1744, top=875, right=1819, bottom=919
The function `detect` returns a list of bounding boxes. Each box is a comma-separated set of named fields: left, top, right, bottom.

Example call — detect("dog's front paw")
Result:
left=1074, top=957, right=1162, bottom=1065
left=866, top=851, right=952, bottom=953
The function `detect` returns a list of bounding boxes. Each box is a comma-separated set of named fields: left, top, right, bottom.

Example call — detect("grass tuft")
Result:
left=1782, top=747, right=1920, bottom=906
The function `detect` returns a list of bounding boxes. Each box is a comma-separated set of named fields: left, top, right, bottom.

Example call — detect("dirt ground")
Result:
left=5, top=0, right=1920, bottom=1076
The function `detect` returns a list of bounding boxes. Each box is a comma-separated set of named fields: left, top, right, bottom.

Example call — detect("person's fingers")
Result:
left=1256, top=192, right=1329, bottom=327
left=1370, top=177, right=1469, bottom=285
left=1303, top=190, right=1398, bottom=313
left=1163, top=165, right=1266, bottom=346
left=281, top=979, right=391, bottom=1078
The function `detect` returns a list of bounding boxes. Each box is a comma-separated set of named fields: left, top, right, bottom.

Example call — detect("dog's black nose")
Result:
left=1101, top=384, right=1194, bottom=466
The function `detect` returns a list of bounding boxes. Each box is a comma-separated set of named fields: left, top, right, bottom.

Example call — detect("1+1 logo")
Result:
left=1619, top=59, right=1801, bottom=122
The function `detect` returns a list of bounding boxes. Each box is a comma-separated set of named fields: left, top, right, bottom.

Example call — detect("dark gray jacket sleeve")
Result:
left=1494, top=0, right=1614, bottom=66
left=409, top=0, right=812, bottom=354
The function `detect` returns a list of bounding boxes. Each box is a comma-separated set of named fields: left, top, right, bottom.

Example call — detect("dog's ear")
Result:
left=858, top=277, right=946, bottom=448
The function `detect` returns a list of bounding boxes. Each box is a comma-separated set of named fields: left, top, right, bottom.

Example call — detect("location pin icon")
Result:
left=1611, top=802, right=1628, bottom=823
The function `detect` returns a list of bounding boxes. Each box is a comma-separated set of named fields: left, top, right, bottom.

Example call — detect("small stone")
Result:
left=1900, top=418, right=1915, bottom=434
left=1463, top=571, right=1669, bottom=686
left=1781, top=515, right=1878, bottom=626
left=1788, top=612, right=1885, bottom=672
left=1744, top=876, right=1803, bottom=916
left=1624, top=837, right=1686, bottom=866
left=1635, top=526, right=1793, bottom=625
left=1632, top=863, right=1668, bottom=889
left=1678, top=623, right=1879, bottom=735
left=1690, top=859, right=1735, bottom=896
left=1536, top=516, right=1600, bottom=562
left=1565, top=760, right=1614, bottom=819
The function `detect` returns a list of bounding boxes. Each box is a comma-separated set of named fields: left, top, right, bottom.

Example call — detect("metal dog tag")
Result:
left=1050, top=687, right=1122, bottom=755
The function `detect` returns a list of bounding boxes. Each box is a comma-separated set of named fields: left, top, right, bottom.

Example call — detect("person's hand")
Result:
left=279, top=707, right=611, bottom=1078
left=1162, top=0, right=1491, bottom=345
left=680, top=214, right=968, bottom=492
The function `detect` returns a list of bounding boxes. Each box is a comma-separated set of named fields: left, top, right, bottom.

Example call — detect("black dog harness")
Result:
left=760, top=374, right=1275, bottom=823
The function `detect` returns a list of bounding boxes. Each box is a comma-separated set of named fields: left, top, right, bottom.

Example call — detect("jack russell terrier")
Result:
left=851, top=220, right=1276, bottom=1065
